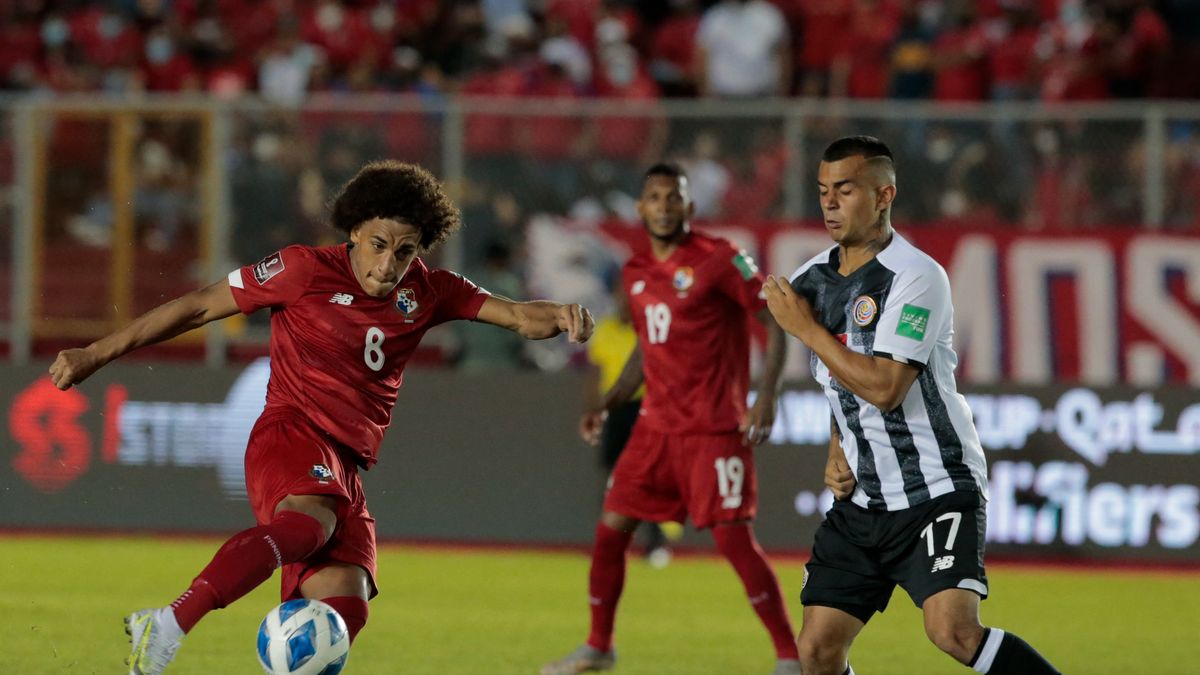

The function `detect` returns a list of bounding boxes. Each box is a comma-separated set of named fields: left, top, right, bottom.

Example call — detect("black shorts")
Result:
left=600, top=399, right=642, bottom=470
left=800, top=490, right=988, bottom=624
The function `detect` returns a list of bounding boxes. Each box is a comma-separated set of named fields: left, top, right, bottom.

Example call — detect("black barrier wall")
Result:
left=1, top=360, right=1197, bottom=562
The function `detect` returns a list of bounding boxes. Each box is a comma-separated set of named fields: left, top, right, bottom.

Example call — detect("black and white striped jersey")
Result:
left=789, top=232, right=987, bottom=511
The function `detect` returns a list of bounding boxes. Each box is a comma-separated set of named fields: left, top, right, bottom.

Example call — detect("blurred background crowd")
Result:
left=0, top=0, right=1197, bottom=371
left=1, top=0, right=1196, bottom=102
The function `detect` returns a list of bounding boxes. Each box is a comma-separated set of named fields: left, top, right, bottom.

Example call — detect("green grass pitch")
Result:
left=3, top=535, right=1197, bottom=673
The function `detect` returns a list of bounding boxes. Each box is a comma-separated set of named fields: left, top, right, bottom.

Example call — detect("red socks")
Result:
left=322, top=596, right=369, bottom=644
left=713, top=523, right=799, bottom=660
left=171, top=510, right=327, bottom=633
left=586, top=523, right=634, bottom=652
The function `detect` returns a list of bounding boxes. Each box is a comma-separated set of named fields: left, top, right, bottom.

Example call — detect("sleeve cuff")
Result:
left=465, top=290, right=491, bottom=320
left=872, top=350, right=926, bottom=369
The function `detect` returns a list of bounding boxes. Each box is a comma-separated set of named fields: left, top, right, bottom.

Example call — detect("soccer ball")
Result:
left=256, top=599, right=350, bottom=675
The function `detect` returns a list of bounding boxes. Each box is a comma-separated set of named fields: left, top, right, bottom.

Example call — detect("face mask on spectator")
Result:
left=253, top=133, right=282, bottom=163
left=603, top=45, right=636, bottom=87
left=317, top=3, right=345, bottom=32
left=99, top=13, right=124, bottom=40
left=146, top=35, right=174, bottom=64
left=41, top=18, right=69, bottom=48
left=370, top=4, right=395, bottom=32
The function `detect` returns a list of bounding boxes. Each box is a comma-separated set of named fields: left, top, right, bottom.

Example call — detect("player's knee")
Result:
left=924, top=618, right=983, bottom=663
left=276, top=494, right=340, bottom=541
left=796, top=633, right=846, bottom=675
left=599, top=510, right=639, bottom=533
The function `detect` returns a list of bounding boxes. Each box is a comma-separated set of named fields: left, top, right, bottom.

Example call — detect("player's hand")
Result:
left=557, top=304, right=595, bottom=344
left=48, top=347, right=103, bottom=390
left=579, top=408, right=607, bottom=446
left=739, top=395, right=776, bottom=446
left=825, top=454, right=856, bottom=501
left=762, top=275, right=815, bottom=342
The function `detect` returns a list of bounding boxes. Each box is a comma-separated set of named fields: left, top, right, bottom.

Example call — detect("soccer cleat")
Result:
left=540, top=644, right=616, bottom=674
left=125, top=608, right=184, bottom=675
left=771, top=658, right=802, bottom=675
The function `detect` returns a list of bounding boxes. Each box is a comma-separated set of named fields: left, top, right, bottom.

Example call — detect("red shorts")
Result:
left=244, top=409, right=378, bottom=600
left=602, top=424, right=757, bottom=529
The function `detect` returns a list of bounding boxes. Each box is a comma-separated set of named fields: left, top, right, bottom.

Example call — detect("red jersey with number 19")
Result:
left=228, top=244, right=489, bottom=467
left=623, top=231, right=767, bottom=435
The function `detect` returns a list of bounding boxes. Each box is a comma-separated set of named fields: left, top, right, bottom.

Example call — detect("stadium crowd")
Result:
left=0, top=0, right=1195, bottom=102
left=0, top=0, right=1197, bottom=368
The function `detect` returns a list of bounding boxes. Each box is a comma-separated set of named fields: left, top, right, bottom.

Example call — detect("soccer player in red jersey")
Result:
left=47, top=161, right=595, bottom=675
left=542, top=164, right=800, bottom=675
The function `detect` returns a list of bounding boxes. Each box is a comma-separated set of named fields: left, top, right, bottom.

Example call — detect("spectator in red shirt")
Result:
left=797, top=0, right=851, bottom=97
left=986, top=1, right=1042, bottom=100
left=830, top=0, right=900, bottom=99
left=223, top=0, right=286, bottom=55
left=141, top=28, right=199, bottom=92
left=0, top=7, right=40, bottom=90
left=931, top=4, right=988, bottom=102
left=1110, top=0, right=1172, bottom=98
left=586, top=43, right=667, bottom=192
left=517, top=56, right=585, bottom=211
left=301, top=0, right=372, bottom=73
left=648, top=0, right=701, bottom=97
left=70, top=6, right=143, bottom=70
left=1040, top=23, right=1113, bottom=102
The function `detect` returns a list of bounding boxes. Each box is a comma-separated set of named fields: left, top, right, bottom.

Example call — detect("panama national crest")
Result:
left=310, top=464, right=334, bottom=483
left=673, top=266, right=694, bottom=292
left=395, top=288, right=419, bottom=316
left=852, top=295, right=877, bottom=327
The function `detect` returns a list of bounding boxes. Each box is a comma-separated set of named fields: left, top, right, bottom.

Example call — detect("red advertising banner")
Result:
left=593, top=222, right=1200, bottom=386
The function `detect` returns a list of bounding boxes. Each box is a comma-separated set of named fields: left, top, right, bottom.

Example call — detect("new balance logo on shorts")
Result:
left=329, top=293, right=354, bottom=306
left=310, top=464, right=334, bottom=483
left=931, top=555, right=956, bottom=572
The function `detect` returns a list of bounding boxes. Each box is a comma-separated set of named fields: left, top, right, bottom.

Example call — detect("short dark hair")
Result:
left=822, top=136, right=894, bottom=164
left=644, top=162, right=687, bottom=182
left=329, top=160, right=461, bottom=251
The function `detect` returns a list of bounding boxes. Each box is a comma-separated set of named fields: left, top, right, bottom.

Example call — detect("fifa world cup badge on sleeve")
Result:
left=254, top=252, right=285, bottom=285
left=896, top=304, right=930, bottom=341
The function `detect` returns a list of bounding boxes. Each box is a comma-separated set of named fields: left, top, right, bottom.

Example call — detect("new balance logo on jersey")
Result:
left=329, top=293, right=354, bottom=306
left=931, top=555, right=956, bottom=572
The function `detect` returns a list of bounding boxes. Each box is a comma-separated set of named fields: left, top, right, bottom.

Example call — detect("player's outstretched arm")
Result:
left=580, top=345, right=644, bottom=445
left=49, top=278, right=241, bottom=390
left=741, top=308, right=787, bottom=445
left=475, top=295, right=594, bottom=343
left=763, top=274, right=918, bottom=411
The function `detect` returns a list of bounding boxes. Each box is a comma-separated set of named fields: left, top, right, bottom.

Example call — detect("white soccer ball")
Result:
left=256, top=599, right=350, bottom=675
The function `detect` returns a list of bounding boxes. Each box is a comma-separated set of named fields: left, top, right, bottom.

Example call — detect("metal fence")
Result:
left=1, top=94, right=1198, bottom=366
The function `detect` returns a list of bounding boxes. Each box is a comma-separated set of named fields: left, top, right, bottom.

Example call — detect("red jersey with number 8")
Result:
left=622, top=231, right=767, bottom=435
left=228, top=244, right=489, bottom=467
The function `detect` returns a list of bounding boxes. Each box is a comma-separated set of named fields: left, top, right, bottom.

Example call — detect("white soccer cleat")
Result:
left=540, top=644, right=616, bottom=674
left=125, top=607, right=184, bottom=675
left=771, top=658, right=802, bottom=675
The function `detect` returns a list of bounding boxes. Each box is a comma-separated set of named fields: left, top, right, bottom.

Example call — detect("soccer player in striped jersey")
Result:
left=763, top=136, right=1060, bottom=675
